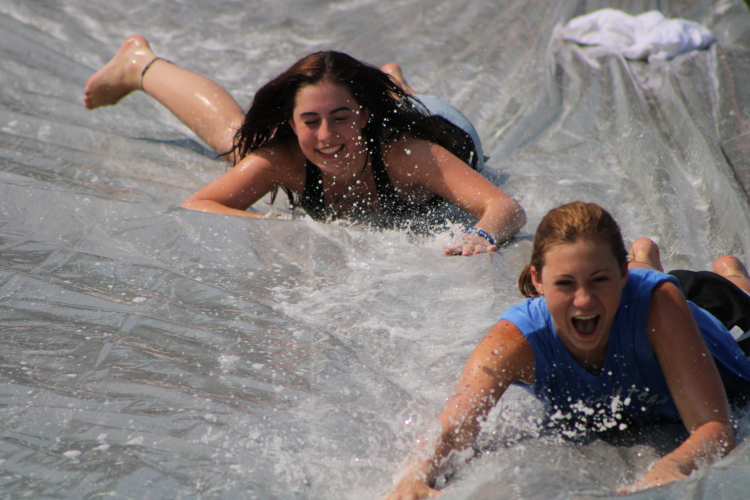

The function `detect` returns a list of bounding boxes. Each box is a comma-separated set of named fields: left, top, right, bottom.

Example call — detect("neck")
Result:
left=325, top=148, right=371, bottom=210
left=574, top=348, right=607, bottom=374
left=324, top=146, right=369, bottom=186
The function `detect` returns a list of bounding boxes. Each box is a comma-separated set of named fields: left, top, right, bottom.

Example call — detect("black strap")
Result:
left=298, top=161, right=327, bottom=221
left=296, top=115, right=477, bottom=223
left=369, top=137, right=398, bottom=208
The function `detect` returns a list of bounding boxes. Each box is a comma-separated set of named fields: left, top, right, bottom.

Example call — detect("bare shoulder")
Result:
left=470, top=320, right=536, bottom=385
left=235, top=138, right=307, bottom=190
left=652, top=279, right=683, bottom=298
left=380, top=133, right=436, bottom=167
left=379, top=133, right=453, bottom=191
left=648, top=281, right=688, bottom=319
left=646, top=280, right=700, bottom=347
left=242, top=138, right=304, bottom=170
left=381, top=132, right=475, bottom=176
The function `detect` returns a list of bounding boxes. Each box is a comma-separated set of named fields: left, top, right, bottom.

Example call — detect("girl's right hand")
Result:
left=443, top=232, right=497, bottom=256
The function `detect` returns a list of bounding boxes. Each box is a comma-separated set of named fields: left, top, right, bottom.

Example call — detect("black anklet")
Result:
left=141, top=57, right=172, bottom=90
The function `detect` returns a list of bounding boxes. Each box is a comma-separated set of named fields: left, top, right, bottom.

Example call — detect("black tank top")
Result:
left=297, top=136, right=443, bottom=223
left=294, top=116, right=478, bottom=228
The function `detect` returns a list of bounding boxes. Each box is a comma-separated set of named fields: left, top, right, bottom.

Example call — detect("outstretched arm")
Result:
left=386, top=321, right=535, bottom=500
left=181, top=144, right=302, bottom=217
left=384, top=138, right=526, bottom=256
left=621, top=282, right=734, bottom=492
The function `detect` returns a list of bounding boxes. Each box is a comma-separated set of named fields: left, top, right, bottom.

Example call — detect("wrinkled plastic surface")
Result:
left=1, top=0, right=750, bottom=498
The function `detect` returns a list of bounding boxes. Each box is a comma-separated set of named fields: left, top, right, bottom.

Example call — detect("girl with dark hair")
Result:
left=84, top=36, right=526, bottom=256
left=386, top=201, right=750, bottom=498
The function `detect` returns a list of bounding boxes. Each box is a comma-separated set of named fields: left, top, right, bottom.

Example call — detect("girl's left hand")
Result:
left=617, top=458, right=687, bottom=493
left=444, top=233, right=498, bottom=256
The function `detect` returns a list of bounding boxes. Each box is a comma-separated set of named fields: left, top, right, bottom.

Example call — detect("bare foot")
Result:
left=380, top=63, right=415, bottom=94
left=713, top=255, right=750, bottom=294
left=83, top=35, right=156, bottom=109
left=628, top=238, right=664, bottom=272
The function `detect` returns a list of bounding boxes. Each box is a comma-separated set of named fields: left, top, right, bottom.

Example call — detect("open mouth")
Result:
left=571, top=315, right=599, bottom=336
left=317, top=145, right=344, bottom=156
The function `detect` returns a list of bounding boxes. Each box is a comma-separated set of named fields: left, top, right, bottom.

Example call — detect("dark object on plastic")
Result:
left=670, top=270, right=750, bottom=355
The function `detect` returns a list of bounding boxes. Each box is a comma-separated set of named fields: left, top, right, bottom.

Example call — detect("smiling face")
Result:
left=531, top=239, right=628, bottom=371
left=288, top=81, right=370, bottom=176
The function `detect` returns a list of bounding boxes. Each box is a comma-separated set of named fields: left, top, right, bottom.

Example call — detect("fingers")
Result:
left=444, top=236, right=498, bottom=256
left=466, top=243, right=497, bottom=255
left=617, top=461, right=687, bottom=494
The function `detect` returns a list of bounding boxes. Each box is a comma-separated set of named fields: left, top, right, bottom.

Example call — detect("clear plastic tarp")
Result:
left=1, top=0, right=750, bottom=498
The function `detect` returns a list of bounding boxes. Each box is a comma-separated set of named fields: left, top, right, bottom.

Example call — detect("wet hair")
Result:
left=231, top=50, right=459, bottom=156
left=518, top=201, right=628, bottom=297
left=228, top=51, right=469, bottom=204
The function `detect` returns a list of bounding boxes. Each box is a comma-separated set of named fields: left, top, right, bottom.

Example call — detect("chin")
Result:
left=315, top=160, right=347, bottom=174
left=576, top=329, right=610, bottom=352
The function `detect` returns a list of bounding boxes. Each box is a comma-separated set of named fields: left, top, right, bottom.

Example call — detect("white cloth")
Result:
left=562, top=9, right=715, bottom=62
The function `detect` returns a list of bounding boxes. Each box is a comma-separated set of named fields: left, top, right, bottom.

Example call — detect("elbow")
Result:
left=498, top=199, right=525, bottom=239
left=180, top=199, right=199, bottom=210
left=511, top=201, right=526, bottom=233
left=181, top=197, right=213, bottom=213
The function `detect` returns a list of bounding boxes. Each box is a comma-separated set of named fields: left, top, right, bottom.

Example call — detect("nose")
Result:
left=317, top=119, right=335, bottom=143
left=573, top=285, right=594, bottom=309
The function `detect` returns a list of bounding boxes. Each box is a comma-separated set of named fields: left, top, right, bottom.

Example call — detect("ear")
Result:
left=620, top=266, right=629, bottom=289
left=360, top=106, right=371, bottom=127
left=288, top=115, right=298, bottom=135
left=530, top=265, right=544, bottom=296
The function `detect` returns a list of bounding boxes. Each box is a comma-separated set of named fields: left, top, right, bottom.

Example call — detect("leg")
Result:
left=712, top=255, right=750, bottom=294
left=380, top=63, right=415, bottom=94
left=628, top=238, right=664, bottom=272
left=84, top=36, right=245, bottom=163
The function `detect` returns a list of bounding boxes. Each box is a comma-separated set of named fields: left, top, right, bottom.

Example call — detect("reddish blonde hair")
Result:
left=518, top=202, right=628, bottom=297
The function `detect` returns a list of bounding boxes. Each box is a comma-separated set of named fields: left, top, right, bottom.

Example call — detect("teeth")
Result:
left=319, top=145, right=342, bottom=155
left=572, top=315, right=598, bottom=335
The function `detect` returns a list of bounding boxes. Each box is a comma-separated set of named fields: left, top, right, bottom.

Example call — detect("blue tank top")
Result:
left=499, top=269, right=750, bottom=433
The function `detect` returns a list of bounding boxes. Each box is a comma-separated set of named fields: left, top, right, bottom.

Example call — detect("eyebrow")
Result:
left=299, top=106, right=353, bottom=117
left=553, top=268, right=611, bottom=279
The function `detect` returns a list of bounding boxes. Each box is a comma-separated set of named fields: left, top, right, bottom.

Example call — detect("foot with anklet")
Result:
left=83, top=35, right=158, bottom=109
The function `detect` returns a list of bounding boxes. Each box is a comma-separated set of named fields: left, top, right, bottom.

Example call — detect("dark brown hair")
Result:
left=518, top=201, right=628, bottom=297
left=230, top=50, right=460, bottom=160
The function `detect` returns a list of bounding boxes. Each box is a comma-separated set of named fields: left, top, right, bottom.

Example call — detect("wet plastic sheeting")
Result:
left=1, top=0, right=750, bottom=498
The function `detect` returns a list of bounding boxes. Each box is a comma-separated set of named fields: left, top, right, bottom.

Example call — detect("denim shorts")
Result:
left=414, top=94, right=488, bottom=172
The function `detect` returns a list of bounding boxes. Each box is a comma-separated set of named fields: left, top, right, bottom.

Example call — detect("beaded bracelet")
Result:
left=464, top=227, right=497, bottom=246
